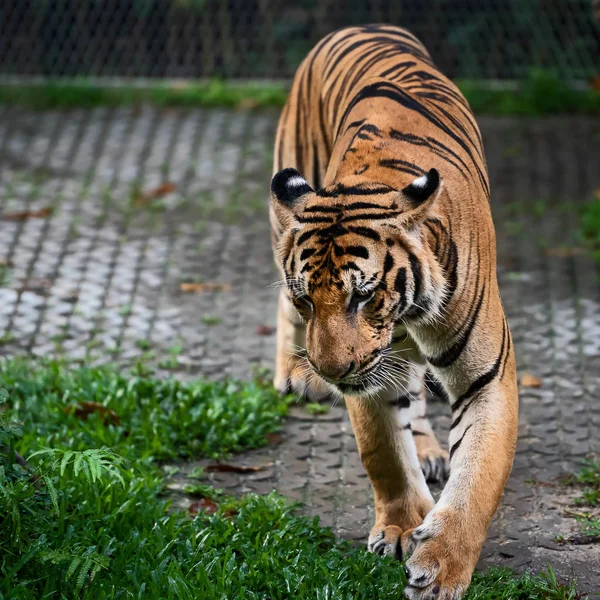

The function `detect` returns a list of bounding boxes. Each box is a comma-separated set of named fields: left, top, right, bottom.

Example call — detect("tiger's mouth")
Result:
left=314, top=356, right=386, bottom=398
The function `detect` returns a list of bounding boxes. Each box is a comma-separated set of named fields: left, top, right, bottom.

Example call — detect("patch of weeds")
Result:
left=459, top=69, right=600, bottom=116
left=0, top=359, right=290, bottom=460
left=134, top=339, right=152, bottom=351
left=2, top=72, right=600, bottom=116
left=0, top=264, right=11, bottom=287
left=158, top=344, right=184, bottom=370
left=118, top=304, right=133, bottom=317
left=201, top=314, right=222, bottom=326
left=168, top=343, right=183, bottom=356
left=85, top=339, right=102, bottom=351
left=0, top=332, right=14, bottom=345
left=189, top=466, right=207, bottom=479
left=158, top=355, right=180, bottom=370
left=184, top=483, right=223, bottom=500
left=305, top=402, right=330, bottom=415
left=564, top=458, right=600, bottom=540
left=50, top=333, right=69, bottom=344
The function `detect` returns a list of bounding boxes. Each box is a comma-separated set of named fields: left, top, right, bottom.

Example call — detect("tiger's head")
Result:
left=270, top=167, right=450, bottom=397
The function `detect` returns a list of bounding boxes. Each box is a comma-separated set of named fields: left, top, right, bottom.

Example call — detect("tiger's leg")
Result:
left=346, top=393, right=434, bottom=558
left=392, top=338, right=449, bottom=483
left=409, top=389, right=449, bottom=484
left=403, top=310, right=518, bottom=600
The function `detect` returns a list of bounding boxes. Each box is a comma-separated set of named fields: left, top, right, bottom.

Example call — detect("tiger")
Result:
left=269, top=24, right=519, bottom=600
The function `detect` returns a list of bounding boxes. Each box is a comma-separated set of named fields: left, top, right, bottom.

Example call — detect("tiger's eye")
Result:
left=349, top=290, right=375, bottom=313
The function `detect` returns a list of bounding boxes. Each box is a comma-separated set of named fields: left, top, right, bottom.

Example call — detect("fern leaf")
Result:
left=73, top=452, right=84, bottom=479
left=43, top=475, right=60, bottom=513
left=60, top=450, right=74, bottom=477
left=76, top=558, right=93, bottom=592
left=66, top=556, right=82, bottom=581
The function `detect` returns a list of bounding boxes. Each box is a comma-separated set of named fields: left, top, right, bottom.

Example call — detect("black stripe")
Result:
left=305, top=206, right=341, bottom=214
left=347, top=226, right=381, bottom=241
left=317, top=184, right=393, bottom=198
left=341, top=212, right=402, bottom=223
left=394, top=267, right=407, bottom=313
left=296, top=215, right=334, bottom=224
left=344, top=118, right=366, bottom=133
left=383, top=252, right=394, bottom=275
left=450, top=321, right=507, bottom=431
left=408, top=253, right=422, bottom=301
left=344, top=201, right=389, bottom=210
left=427, top=284, right=486, bottom=368
left=449, top=424, right=472, bottom=460
left=346, top=246, right=369, bottom=259
left=300, top=248, right=316, bottom=261
left=379, top=158, right=425, bottom=178
left=340, top=262, right=361, bottom=271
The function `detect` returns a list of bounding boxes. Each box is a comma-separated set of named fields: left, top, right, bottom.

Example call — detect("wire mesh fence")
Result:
left=0, top=0, right=598, bottom=82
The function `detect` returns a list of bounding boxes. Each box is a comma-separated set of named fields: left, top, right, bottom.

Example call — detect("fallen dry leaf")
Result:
left=1, top=207, right=53, bottom=221
left=16, top=278, right=53, bottom=296
left=205, top=463, right=272, bottom=474
left=179, top=282, right=231, bottom=293
left=590, top=76, right=600, bottom=92
left=188, top=497, right=218, bottom=516
left=266, top=432, right=283, bottom=446
left=133, top=182, right=177, bottom=207
left=594, top=188, right=600, bottom=200
left=521, top=373, right=542, bottom=388
left=237, top=98, right=259, bottom=110
left=255, top=325, right=275, bottom=336
left=65, top=401, right=122, bottom=426
left=59, top=289, right=79, bottom=303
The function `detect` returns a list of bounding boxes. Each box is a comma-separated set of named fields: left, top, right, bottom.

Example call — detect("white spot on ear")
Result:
left=287, top=176, right=308, bottom=188
left=411, top=174, right=428, bottom=189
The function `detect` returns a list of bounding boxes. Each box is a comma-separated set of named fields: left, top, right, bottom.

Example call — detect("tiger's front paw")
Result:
left=367, top=501, right=431, bottom=561
left=402, top=510, right=479, bottom=600
left=367, top=525, right=404, bottom=559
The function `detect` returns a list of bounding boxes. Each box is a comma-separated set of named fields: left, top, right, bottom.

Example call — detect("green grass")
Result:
left=0, top=79, right=288, bottom=110
left=459, top=70, right=600, bottom=116
left=0, top=359, right=289, bottom=460
left=0, top=71, right=599, bottom=115
left=569, top=458, right=600, bottom=538
left=0, top=360, right=586, bottom=598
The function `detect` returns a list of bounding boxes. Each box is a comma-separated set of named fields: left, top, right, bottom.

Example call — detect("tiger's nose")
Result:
left=312, top=360, right=356, bottom=382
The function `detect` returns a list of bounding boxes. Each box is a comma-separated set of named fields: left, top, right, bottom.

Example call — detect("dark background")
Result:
left=1, top=0, right=599, bottom=80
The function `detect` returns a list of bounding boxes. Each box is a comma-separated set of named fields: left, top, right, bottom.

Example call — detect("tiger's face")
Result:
left=271, top=167, right=447, bottom=397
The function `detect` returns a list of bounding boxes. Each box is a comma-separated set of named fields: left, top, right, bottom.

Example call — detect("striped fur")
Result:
left=270, top=25, right=518, bottom=600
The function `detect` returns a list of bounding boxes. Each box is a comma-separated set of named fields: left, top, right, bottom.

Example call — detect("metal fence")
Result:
left=0, top=0, right=599, bottom=81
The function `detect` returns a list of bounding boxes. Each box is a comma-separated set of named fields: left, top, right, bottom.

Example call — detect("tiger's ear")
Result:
left=398, top=168, right=442, bottom=225
left=270, top=168, right=314, bottom=227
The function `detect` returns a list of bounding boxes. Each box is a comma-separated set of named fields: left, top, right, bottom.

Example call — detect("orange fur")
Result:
left=270, top=25, right=518, bottom=599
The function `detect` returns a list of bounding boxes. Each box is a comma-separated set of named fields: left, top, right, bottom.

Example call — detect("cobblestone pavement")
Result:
left=1, top=108, right=599, bottom=591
